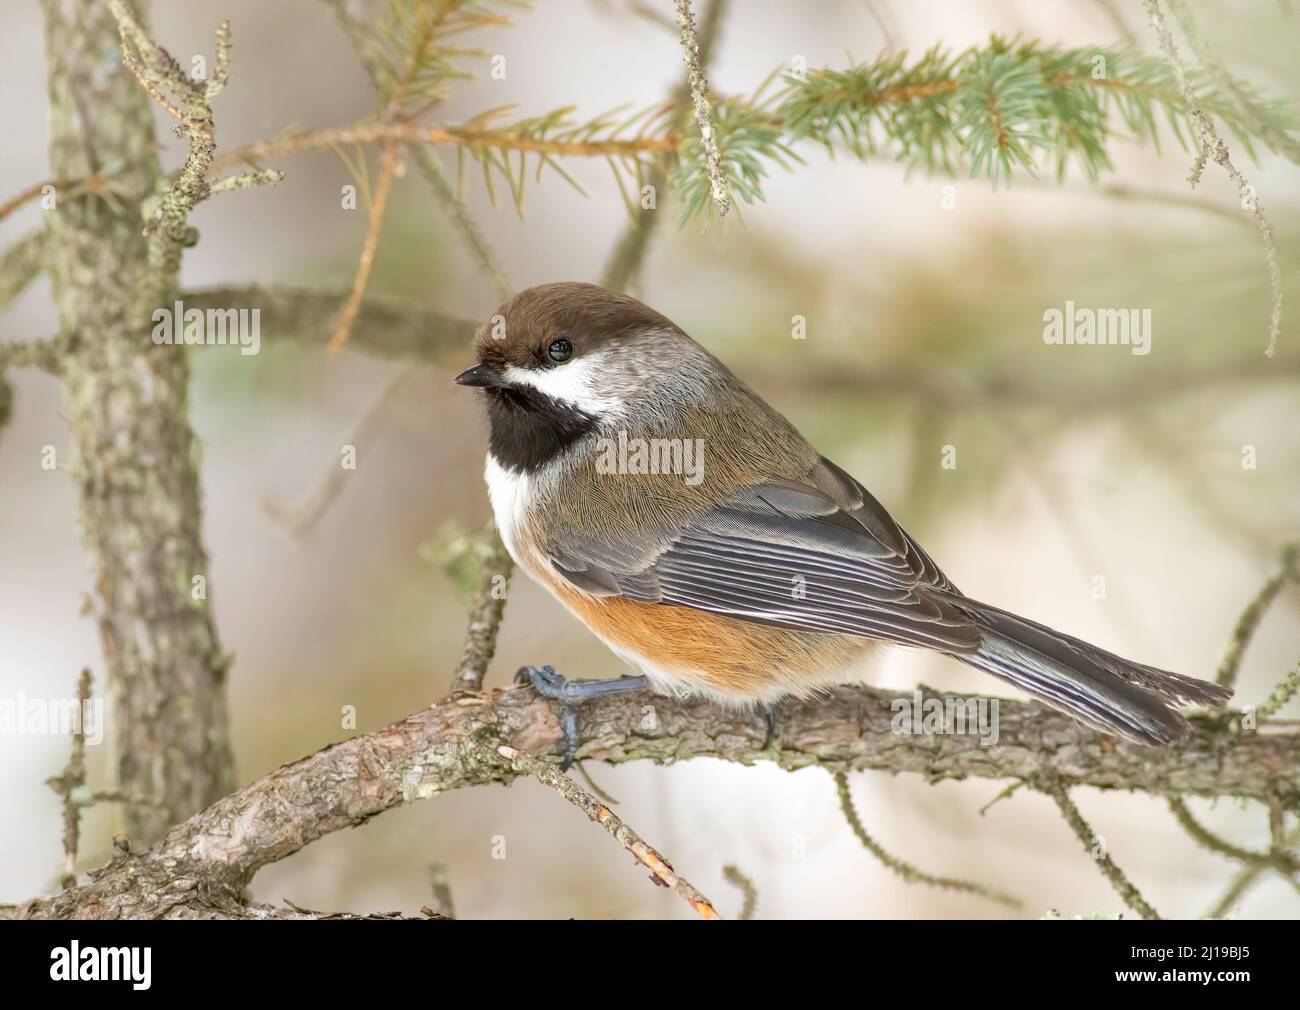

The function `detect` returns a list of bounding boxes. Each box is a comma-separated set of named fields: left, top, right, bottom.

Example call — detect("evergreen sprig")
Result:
left=368, top=0, right=522, bottom=113
left=450, top=102, right=679, bottom=216
left=764, top=37, right=1297, bottom=195
left=353, top=3, right=1299, bottom=226
left=671, top=101, right=800, bottom=226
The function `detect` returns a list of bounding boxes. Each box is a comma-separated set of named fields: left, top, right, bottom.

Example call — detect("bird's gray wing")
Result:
left=546, top=457, right=981, bottom=653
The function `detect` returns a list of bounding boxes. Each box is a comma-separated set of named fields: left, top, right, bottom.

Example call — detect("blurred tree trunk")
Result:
left=41, top=0, right=233, bottom=844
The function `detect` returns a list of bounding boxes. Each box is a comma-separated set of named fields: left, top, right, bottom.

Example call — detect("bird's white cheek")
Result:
left=502, top=359, right=621, bottom=416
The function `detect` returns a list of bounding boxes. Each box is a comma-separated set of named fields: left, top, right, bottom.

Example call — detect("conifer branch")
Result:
left=1215, top=543, right=1298, bottom=691
left=1142, top=0, right=1284, bottom=357
left=0, top=231, right=48, bottom=313
left=1039, top=764, right=1161, bottom=920
left=673, top=0, right=731, bottom=219
left=835, top=773, right=1021, bottom=908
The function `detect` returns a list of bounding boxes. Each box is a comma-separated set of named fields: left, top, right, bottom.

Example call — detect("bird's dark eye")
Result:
left=547, top=338, right=573, bottom=363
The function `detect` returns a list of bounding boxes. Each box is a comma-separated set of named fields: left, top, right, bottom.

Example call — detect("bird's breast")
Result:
left=484, top=453, right=534, bottom=565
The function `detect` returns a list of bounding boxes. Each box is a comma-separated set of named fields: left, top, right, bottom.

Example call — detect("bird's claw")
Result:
left=515, top=666, right=650, bottom=771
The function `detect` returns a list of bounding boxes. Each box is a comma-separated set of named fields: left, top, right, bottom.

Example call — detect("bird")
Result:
left=455, top=281, right=1231, bottom=767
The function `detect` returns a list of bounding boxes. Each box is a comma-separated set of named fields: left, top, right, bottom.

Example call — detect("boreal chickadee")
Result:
left=456, top=282, right=1229, bottom=764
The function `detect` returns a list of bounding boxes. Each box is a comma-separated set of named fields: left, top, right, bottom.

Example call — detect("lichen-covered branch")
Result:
left=602, top=0, right=729, bottom=291
left=0, top=338, right=60, bottom=374
left=184, top=285, right=478, bottom=361
left=7, top=680, right=1296, bottom=919
left=723, top=864, right=757, bottom=920
left=494, top=744, right=722, bottom=919
left=44, top=669, right=94, bottom=890
left=448, top=523, right=514, bottom=694
left=1142, top=0, right=1283, bottom=357
left=0, top=230, right=49, bottom=312
left=181, top=285, right=1294, bottom=410
left=36, top=0, right=247, bottom=845
left=835, top=772, right=1019, bottom=908
left=1167, top=796, right=1298, bottom=872
left=1039, top=764, right=1161, bottom=919
left=263, top=363, right=422, bottom=536
left=672, top=0, right=730, bottom=219
left=1215, top=543, right=1298, bottom=690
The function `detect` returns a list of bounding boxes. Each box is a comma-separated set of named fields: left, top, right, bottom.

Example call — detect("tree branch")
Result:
left=184, top=285, right=478, bottom=362
left=672, top=0, right=730, bottom=219
left=494, top=744, right=722, bottom=919
left=1142, top=0, right=1283, bottom=358
left=0, top=337, right=60, bottom=374
left=1216, top=543, right=1298, bottom=691
left=38, top=0, right=237, bottom=845
left=181, top=285, right=1294, bottom=413
left=0, top=230, right=48, bottom=312
left=447, top=524, right=513, bottom=694
left=206, top=120, right=680, bottom=179
left=7, top=680, right=1296, bottom=919
left=1039, top=763, right=1161, bottom=919
left=835, top=772, right=1020, bottom=908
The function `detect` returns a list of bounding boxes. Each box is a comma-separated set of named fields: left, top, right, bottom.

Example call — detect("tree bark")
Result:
left=41, top=0, right=234, bottom=844
left=8, top=682, right=1294, bottom=919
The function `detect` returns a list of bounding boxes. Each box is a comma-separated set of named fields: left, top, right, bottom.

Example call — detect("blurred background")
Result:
left=1, top=0, right=1296, bottom=918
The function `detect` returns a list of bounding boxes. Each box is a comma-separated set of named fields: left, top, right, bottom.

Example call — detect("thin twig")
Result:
left=0, top=174, right=128, bottom=222
left=328, top=2, right=443, bottom=355
left=1039, top=764, right=1160, bottom=919
left=0, top=231, right=49, bottom=313
left=672, top=0, right=730, bottom=218
left=601, top=0, right=728, bottom=291
left=494, top=744, right=722, bottom=919
left=978, top=781, right=1024, bottom=816
left=44, top=670, right=93, bottom=890
left=262, top=363, right=421, bottom=537
left=207, top=121, right=680, bottom=178
left=1143, top=0, right=1283, bottom=357
left=428, top=862, right=456, bottom=919
left=572, top=759, right=621, bottom=806
left=834, top=773, right=1020, bottom=908
left=1215, top=543, right=1298, bottom=690
left=1166, top=0, right=1300, bottom=165
left=299, top=0, right=512, bottom=556
left=0, top=338, right=60, bottom=375
left=1206, top=826, right=1300, bottom=918
left=1256, top=664, right=1300, bottom=722
left=324, top=0, right=513, bottom=302
left=863, top=0, right=902, bottom=52
left=208, top=168, right=285, bottom=194
left=448, top=524, right=514, bottom=694
left=722, top=864, right=757, bottom=920
left=1093, top=0, right=1138, bottom=43
left=408, top=145, right=512, bottom=300
left=1167, top=796, right=1297, bottom=870
left=328, top=142, right=401, bottom=355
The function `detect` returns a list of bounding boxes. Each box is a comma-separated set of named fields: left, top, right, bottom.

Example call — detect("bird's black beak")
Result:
left=454, top=362, right=506, bottom=388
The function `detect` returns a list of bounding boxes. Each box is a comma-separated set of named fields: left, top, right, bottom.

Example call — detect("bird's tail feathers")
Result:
left=952, top=600, right=1232, bottom=746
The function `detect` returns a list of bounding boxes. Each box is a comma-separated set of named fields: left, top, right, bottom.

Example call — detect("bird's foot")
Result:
left=515, top=666, right=650, bottom=771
